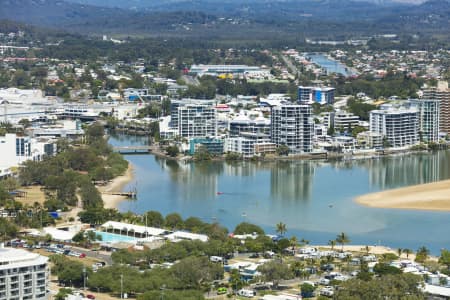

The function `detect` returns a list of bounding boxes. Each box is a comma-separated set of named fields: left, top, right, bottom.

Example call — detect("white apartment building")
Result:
left=178, top=105, right=217, bottom=138
left=225, top=133, right=276, bottom=158
left=0, top=134, right=56, bottom=177
left=0, top=248, right=49, bottom=300
left=409, top=98, right=440, bottom=143
left=370, top=108, right=419, bottom=148
left=229, top=114, right=271, bottom=137
left=271, top=104, right=314, bottom=153
left=333, top=111, right=360, bottom=130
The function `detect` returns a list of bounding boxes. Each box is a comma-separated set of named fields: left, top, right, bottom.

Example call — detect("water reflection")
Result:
left=159, top=159, right=223, bottom=201
left=159, top=158, right=316, bottom=203
left=110, top=135, right=450, bottom=252
left=270, top=161, right=315, bottom=202
left=366, top=152, right=450, bottom=190
left=150, top=151, right=450, bottom=205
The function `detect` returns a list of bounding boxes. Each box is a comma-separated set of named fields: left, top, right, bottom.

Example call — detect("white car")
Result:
left=319, top=286, right=334, bottom=297
left=238, top=289, right=256, bottom=298
left=334, top=275, right=350, bottom=281
left=318, top=278, right=330, bottom=285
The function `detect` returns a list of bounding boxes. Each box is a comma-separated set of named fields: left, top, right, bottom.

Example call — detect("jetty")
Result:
left=103, top=191, right=137, bottom=198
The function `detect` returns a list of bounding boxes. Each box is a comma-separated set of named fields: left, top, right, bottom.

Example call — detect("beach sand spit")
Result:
left=355, top=179, right=450, bottom=212
left=98, top=163, right=134, bottom=209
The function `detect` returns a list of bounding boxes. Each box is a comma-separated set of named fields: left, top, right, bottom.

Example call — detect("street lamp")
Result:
left=83, top=266, right=86, bottom=291
left=160, top=284, right=166, bottom=300
left=120, top=274, right=123, bottom=299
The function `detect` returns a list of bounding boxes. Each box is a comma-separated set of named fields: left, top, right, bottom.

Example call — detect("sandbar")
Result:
left=355, top=179, right=450, bottom=212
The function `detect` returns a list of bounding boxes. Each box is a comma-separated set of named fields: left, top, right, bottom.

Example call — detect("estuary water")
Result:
left=110, top=135, right=450, bottom=253
left=308, top=53, right=357, bottom=77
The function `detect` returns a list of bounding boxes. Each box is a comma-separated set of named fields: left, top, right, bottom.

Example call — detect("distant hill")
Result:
left=378, top=0, right=450, bottom=31
left=0, top=0, right=126, bottom=27
left=0, top=0, right=448, bottom=40
left=0, top=0, right=409, bottom=25
left=63, top=0, right=427, bottom=9
left=0, top=0, right=215, bottom=32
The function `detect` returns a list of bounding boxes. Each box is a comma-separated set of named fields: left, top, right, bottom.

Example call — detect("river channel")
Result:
left=110, top=134, right=450, bottom=253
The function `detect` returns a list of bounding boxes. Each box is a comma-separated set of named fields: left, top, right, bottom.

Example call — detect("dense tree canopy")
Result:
left=335, top=274, right=424, bottom=300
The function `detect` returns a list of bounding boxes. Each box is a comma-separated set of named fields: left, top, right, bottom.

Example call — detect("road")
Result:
left=281, top=55, right=301, bottom=79
left=69, top=246, right=113, bottom=265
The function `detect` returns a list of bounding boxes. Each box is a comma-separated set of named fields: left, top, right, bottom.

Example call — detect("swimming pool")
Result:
left=94, top=231, right=137, bottom=243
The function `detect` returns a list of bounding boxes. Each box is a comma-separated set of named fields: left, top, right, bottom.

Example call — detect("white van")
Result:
left=210, top=256, right=223, bottom=263
left=238, top=289, right=256, bottom=298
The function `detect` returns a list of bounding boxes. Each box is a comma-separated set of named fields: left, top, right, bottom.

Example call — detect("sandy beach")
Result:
left=98, top=163, right=135, bottom=209
left=316, top=244, right=398, bottom=255
left=356, top=179, right=450, bottom=212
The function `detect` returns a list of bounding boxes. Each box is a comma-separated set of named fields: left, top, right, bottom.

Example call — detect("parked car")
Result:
left=217, top=287, right=227, bottom=295
left=210, top=256, right=223, bottom=263
left=321, top=264, right=335, bottom=272
left=86, top=295, right=95, bottom=299
left=263, top=251, right=275, bottom=258
left=319, top=286, right=334, bottom=297
left=249, top=253, right=260, bottom=258
left=238, top=289, right=256, bottom=298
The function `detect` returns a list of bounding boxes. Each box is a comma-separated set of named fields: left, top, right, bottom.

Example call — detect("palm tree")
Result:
left=397, top=248, right=403, bottom=258
left=290, top=236, right=298, bottom=252
left=416, top=246, right=430, bottom=263
left=403, top=248, right=412, bottom=259
left=335, top=232, right=350, bottom=252
left=276, top=222, right=287, bottom=237
left=328, top=240, right=336, bottom=251
left=300, top=238, right=310, bottom=246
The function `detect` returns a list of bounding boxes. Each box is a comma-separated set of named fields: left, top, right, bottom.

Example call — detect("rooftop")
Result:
left=101, top=221, right=168, bottom=236
left=0, top=247, right=48, bottom=267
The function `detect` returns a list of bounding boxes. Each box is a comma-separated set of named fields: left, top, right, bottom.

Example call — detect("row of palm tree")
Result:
left=273, top=222, right=432, bottom=267
left=275, top=223, right=351, bottom=253
left=397, top=248, right=413, bottom=258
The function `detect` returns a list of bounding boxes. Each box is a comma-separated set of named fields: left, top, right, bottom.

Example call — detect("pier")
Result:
left=103, top=191, right=137, bottom=198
